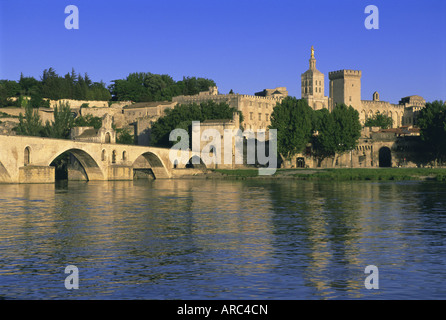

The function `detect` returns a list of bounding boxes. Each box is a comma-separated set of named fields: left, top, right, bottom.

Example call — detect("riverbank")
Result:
left=204, top=168, right=446, bottom=181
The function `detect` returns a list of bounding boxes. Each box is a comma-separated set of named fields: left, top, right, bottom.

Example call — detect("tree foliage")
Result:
left=109, top=72, right=216, bottom=102
left=43, top=102, right=75, bottom=139
left=73, top=114, right=103, bottom=130
left=417, top=100, right=446, bottom=163
left=269, top=97, right=314, bottom=161
left=314, top=104, right=362, bottom=162
left=364, top=111, right=393, bottom=129
left=39, top=67, right=111, bottom=101
left=1, top=68, right=111, bottom=107
left=269, top=99, right=362, bottom=163
left=16, top=103, right=43, bottom=136
left=150, top=100, right=240, bottom=147
left=116, top=127, right=134, bottom=145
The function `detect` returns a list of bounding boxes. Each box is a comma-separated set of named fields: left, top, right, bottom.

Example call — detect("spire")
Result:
left=309, top=46, right=316, bottom=70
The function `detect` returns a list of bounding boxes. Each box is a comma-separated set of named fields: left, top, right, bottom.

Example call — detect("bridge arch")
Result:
left=47, top=148, right=104, bottom=181
left=0, top=161, right=12, bottom=183
left=132, top=151, right=170, bottom=179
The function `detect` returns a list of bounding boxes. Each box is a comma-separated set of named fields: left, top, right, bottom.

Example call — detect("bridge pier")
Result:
left=107, top=165, right=133, bottom=181
left=19, top=166, right=55, bottom=184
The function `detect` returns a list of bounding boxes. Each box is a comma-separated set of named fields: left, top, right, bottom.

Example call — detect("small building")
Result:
left=70, top=114, right=116, bottom=144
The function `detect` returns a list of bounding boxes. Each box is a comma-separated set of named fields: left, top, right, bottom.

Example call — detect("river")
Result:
left=0, top=179, right=445, bottom=299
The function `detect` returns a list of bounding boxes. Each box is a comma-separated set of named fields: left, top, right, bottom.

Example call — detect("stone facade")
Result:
left=284, top=126, right=423, bottom=169
left=70, top=114, right=116, bottom=144
left=191, top=112, right=241, bottom=170
left=173, top=86, right=285, bottom=131
left=303, top=47, right=426, bottom=128
left=122, top=101, right=177, bottom=123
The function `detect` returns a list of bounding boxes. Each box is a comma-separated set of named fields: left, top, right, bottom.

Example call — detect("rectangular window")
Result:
left=258, top=113, right=262, bottom=121
left=250, top=112, right=253, bottom=120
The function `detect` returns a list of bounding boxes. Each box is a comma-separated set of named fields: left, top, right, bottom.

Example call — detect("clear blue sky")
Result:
left=0, top=0, right=445, bottom=103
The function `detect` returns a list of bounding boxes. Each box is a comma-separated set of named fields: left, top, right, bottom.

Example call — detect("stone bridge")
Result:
left=0, top=135, right=196, bottom=184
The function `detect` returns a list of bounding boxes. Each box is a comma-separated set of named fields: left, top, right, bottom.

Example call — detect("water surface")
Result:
left=0, top=179, right=445, bottom=299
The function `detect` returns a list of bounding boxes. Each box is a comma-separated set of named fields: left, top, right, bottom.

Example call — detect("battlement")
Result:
left=361, top=100, right=404, bottom=110
left=328, top=69, right=362, bottom=80
left=173, top=93, right=283, bottom=103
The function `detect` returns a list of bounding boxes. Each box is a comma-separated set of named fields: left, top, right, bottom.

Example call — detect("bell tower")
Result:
left=301, top=46, right=328, bottom=110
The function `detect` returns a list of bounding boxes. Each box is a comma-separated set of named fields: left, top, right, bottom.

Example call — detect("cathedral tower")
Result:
left=301, top=46, right=329, bottom=110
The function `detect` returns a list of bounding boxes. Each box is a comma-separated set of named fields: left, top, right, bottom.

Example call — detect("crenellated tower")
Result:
left=328, top=69, right=362, bottom=109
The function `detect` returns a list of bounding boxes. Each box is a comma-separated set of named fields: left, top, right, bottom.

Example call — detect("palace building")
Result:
left=302, top=46, right=425, bottom=128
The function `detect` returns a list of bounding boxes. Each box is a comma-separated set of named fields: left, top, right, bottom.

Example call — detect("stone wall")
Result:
left=173, top=92, right=282, bottom=131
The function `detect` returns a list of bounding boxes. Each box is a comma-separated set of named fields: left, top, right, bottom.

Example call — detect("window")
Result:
left=24, top=147, right=30, bottom=166
left=258, top=113, right=262, bottom=121
left=101, top=149, right=106, bottom=161
left=266, top=114, right=269, bottom=121
left=122, top=151, right=127, bottom=161
left=250, top=112, right=253, bottom=120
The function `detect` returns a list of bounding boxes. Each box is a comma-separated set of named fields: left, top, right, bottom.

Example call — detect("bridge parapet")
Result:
left=0, top=135, right=178, bottom=183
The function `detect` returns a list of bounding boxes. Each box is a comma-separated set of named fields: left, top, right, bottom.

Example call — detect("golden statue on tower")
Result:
left=311, top=46, right=315, bottom=58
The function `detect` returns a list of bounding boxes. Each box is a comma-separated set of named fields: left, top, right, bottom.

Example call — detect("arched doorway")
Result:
left=296, top=157, right=305, bottom=168
left=105, top=132, right=111, bottom=144
left=379, top=147, right=392, bottom=167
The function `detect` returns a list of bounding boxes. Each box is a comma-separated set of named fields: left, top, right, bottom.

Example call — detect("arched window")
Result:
left=112, top=150, right=117, bottom=164
left=105, top=132, right=111, bottom=144
left=24, top=147, right=31, bottom=166
left=101, top=149, right=106, bottom=161
left=122, top=151, right=127, bottom=161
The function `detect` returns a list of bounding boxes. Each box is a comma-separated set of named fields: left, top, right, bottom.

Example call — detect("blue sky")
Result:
left=0, top=0, right=445, bottom=103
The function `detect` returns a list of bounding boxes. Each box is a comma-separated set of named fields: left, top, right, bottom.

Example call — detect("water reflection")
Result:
left=0, top=180, right=445, bottom=299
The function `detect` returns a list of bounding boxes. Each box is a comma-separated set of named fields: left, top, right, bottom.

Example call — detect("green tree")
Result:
left=43, top=102, right=74, bottom=139
left=314, top=104, right=362, bottom=166
left=73, top=114, right=103, bottom=130
left=29, top=91, right=50, bottom=108
left=109, top=72, right=216, bottom=102
left=18, top=75, right=41, bottom=96
left=269, top=97, right=314, bottom=162
left=16, top=102, right=43, bottom=136
left=150, top=100, right=240, bottom=147
left=364, top=111, right=393, bottom=129
left=417, top=100, right=446, bottom=164
left=116, top=128, right=134, bottom=145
